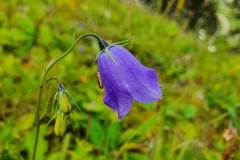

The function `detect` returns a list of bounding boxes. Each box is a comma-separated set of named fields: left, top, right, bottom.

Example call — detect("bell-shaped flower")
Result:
left=97, top=44, right=162, bottom=119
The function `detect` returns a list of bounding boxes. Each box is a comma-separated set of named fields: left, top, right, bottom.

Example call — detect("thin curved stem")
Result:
left=32, top=33, right=103, bottom=160
left=45, top=77, right=60, bottom=85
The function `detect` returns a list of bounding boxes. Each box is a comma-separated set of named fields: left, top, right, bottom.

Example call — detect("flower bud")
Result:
left=54, top=114, right=67, bottom=136
left=59, top=91, right=72, bottom=114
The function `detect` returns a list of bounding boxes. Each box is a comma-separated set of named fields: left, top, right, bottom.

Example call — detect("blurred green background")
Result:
left=0, top=0, right=240, bottom=160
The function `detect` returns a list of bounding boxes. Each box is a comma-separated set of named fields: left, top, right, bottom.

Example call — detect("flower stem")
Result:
left=32, top=33, right=104, bottom=160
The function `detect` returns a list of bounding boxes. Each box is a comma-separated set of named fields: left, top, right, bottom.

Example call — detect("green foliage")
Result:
left=0, top=0, right=240, bottom=160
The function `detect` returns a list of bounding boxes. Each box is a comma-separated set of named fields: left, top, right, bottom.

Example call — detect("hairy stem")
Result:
left=32, top=33, right=104, bottom=160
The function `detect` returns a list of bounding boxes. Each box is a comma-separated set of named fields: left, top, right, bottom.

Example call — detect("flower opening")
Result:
left=97, top=44, right=162, bottom=119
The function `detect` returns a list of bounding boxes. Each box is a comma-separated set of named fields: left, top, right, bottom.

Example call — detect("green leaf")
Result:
left=88, top=118, right=104, bottom=146
left=227, top=106, right=240, bottom=129
left=18, top=113, right=35, bottom=131
left=182, top=105, right=198, bottom=119
left=128, top=153, right=150, bottom=160
left=106, top=122, right=120, bottom=149
left=37, top=24, right=53, bottom=46
left=21, top=126, right=48, bottom=160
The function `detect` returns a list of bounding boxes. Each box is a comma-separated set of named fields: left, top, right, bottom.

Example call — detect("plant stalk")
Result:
left=32, top=33, right=104, bottom=160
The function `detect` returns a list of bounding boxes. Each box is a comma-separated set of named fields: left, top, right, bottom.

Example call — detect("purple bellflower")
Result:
left=96, top=38, right=162, bottom=120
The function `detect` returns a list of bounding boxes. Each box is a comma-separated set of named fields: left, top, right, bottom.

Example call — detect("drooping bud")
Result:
left=59, top=91, right=72, bottom=114
left=54, top=113, right=67, bottom=136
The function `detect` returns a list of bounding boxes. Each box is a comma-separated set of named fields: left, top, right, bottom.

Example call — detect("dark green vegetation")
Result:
left=0, top=0, right=240, bottom=160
